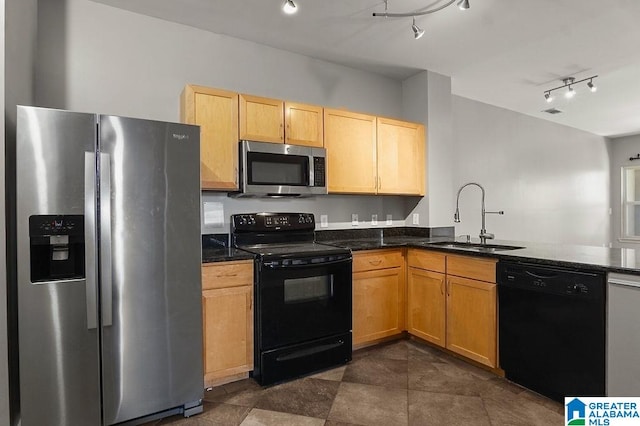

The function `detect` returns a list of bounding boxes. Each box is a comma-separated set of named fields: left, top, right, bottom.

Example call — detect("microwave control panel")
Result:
left=313, top=157, right=326, bottom=187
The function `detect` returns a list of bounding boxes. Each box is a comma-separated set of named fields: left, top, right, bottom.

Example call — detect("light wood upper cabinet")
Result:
left=239, top=94, right=284, bottom=143
left=324, top=108, right=377, bottom=194
left=377, top=117, right=425, bottom=196
left=352, top=250, right=406, bottom=347
left=285, top=102, right=323, bottom=147
left=201, top=260, right=253, bottom=387
left=181, top=85, right=239, bottom=190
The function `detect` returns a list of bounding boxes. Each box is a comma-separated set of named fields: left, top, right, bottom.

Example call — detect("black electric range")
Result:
left=231, top=213, right=352, bottom=385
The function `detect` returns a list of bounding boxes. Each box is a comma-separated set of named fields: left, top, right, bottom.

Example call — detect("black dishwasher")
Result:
left=498, top=261, right=605, bottom=401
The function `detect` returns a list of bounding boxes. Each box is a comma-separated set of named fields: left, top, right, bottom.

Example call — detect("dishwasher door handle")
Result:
left=524, top=270, right=559, bottom=280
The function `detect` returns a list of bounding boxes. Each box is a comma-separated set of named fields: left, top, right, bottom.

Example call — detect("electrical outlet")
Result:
left=320, top=214, right=329, bottom=228
left=371, top=214, right=378, bottom=225
left=386, top=214, right=393, bottom=225
left=412, top=213, right=419, bottom=225
left=351, top=214, right=358, bottom=226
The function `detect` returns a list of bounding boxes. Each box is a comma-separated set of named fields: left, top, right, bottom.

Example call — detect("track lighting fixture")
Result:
left=373, top=0, right=470, bottom=40
left=542, top=75, right=599, bottom=103
left=412, top=17, right=425, bottom=40
left=457, top=0, right=470, bottom=10
left=282, top=0, right=297, bottom=15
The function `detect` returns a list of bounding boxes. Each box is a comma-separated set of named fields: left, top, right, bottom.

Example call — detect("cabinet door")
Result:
left=376, top=117, right=425, bottom=195
left=446, top=276, right=497, bottom=367
left=407, top=268, right=446, bottom=347
left=181, top=85, right=239, bottom=190
left=239, top=94, right=284, bottom=143
left=202, top=285, right=253, bottom=385
left=324, top=108, right=377, bottom=194
left=353, top=267, right=405, bottom=346
left=285, top=102, right=323, bottom=147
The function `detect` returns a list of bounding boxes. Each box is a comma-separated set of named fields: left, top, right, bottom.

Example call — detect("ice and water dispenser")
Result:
left=29, top=215, right=85, bottom=282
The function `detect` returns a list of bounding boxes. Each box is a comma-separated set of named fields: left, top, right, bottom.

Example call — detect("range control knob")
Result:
left=249, top=216, right=256, bottom=225
left=298, top=215, right=304, bottom=224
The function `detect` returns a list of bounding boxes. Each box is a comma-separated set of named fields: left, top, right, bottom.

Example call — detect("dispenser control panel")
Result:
left=29, top=215, right=85, bottom=283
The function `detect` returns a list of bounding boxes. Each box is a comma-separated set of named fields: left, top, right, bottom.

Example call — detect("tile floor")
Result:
left=151, top=339, right=564, bottom=425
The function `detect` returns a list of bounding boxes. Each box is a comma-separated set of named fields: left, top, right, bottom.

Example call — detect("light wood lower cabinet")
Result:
left=446, top=275, right=496, bottom=367
left=352, top=250, right=405, bottom=346
left=406, top=249, right=498, bottom=368
left=407, top=268, right=446, bottom=346
left=201, top=260, right=253, bottom=387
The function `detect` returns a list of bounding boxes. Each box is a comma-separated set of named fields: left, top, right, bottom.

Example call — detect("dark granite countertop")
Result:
left=202, top=234, right=254, bottom=263
left=202, top=228, right=640, bottom=275
left=323, top=235, right=640, bottom=275
left=202, top=246, right=254, bottom=263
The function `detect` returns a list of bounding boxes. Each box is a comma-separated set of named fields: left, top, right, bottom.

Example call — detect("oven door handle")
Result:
left=263, top=258, right=352, bottom=269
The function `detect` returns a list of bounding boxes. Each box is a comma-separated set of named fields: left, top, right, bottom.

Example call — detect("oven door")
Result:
left=257, top=254, right=352, bottom=350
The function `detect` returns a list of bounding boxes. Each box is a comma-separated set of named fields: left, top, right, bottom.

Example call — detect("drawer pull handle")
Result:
left=369, top=260, right=382, bottom=266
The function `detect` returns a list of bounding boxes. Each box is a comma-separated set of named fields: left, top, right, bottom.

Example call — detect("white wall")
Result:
left=451, top=96, right=611, bottom=246
left=35, top=0, right=417, bottom=232
left=609, top=134, right=640, bottom=248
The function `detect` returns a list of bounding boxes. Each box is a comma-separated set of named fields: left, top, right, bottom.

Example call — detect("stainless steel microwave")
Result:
left=235, top=140, right=327, bottom=197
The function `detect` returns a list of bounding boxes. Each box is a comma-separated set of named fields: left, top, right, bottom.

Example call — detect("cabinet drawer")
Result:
left=353, top=250, right=404, bottom=272
left=446, top=255, right=497, bottom=283
left=202, top=260, right=253, bottom=290
left=407, top=249, right=446, bottom=273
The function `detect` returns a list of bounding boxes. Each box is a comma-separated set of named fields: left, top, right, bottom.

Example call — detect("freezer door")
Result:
left=16, top=106, right=101, bottom=425
left=99, top=115, right=203, bottom=424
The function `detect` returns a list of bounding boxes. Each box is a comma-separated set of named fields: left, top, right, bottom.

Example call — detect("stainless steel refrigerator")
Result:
left=16, top=106, right=204, bottom=425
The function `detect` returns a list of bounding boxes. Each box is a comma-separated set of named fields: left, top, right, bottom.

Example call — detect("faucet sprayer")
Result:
left=454, top=182, right=504, bottom=243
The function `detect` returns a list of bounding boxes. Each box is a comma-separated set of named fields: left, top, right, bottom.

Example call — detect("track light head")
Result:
left=588, top=80, right=597, bottom=93
left=282, top=0, right=297, bottom=15
left=457, top=0, right=470, bottom=10
left=544, top=92, right=553, bottom=103
left=412, top=17, right=425, bottom=39
left=565, top=86, right=576, bottom=99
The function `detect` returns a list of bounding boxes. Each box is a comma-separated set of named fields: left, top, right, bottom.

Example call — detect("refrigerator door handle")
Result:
left=100, top=152, right=113, bottom=327
left=85, top=152, right=98, bottom=330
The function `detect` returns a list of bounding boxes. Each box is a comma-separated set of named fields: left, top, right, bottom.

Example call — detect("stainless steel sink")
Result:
left=426, top=241, right=525, bottom=252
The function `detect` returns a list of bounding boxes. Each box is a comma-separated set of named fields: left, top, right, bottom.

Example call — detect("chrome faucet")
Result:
left=454, top=182, right=504, bottom=244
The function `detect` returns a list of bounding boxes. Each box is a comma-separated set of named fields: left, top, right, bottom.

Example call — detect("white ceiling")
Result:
left=93, top=0, right=640, bottom=138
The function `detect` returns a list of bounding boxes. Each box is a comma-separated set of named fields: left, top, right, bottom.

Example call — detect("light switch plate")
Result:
left=352, top=214, right=358, bottom=226
left=320, top=214, right=329, bottom=228
left=386, top=214, right=393, bottom=225
left=412, top=213, right=419, bottom=225
left=371, top=214, right=378, bottom=226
